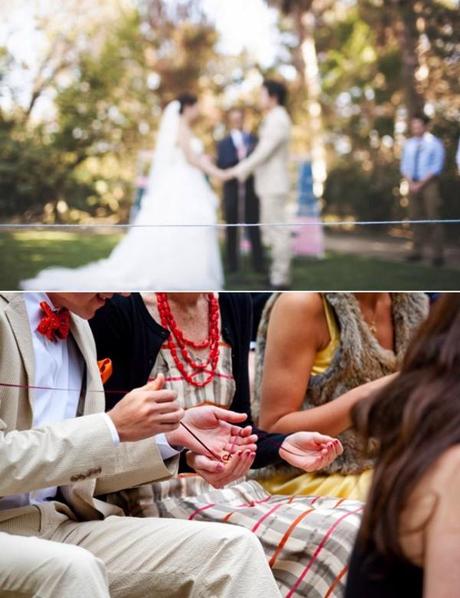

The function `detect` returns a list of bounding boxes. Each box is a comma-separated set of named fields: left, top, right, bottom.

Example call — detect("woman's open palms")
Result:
left=280, top=432, right=343, bottom=472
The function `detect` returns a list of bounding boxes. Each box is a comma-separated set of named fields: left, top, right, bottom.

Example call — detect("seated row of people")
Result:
left=1, top=291, right=458, bottom=597
left=0, top=292, right=282, bottom=598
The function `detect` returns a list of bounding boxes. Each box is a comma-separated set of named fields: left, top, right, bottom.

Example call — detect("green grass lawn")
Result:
left=1, top=231, right=458, bottom=290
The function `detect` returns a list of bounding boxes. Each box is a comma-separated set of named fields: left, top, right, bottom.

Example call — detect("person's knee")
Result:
left=212, top=524, right=263, bottom=554
left=55, top=544, right=106, bottom=580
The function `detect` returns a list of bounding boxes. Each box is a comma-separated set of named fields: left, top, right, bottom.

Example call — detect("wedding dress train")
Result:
left=22, top=102, right=224, bottom=291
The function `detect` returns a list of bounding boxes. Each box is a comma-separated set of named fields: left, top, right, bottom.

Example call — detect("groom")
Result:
left=224, top=80, right=292, bottom=290
left=0, top=292, right=282, bottom=597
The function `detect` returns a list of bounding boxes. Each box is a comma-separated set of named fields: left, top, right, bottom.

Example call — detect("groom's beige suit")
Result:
left=234, top=105, right=292, bottom=287
left=0, top=293, right=281, bottom=598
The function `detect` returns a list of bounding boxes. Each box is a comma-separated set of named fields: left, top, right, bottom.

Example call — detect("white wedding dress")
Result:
left=22, top=102, right=224, bottom=291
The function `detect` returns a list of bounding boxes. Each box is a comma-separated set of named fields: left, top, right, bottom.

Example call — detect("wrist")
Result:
left=165, top=426, right=185, bottom=450
left=106, top=410, right=124, bottom=441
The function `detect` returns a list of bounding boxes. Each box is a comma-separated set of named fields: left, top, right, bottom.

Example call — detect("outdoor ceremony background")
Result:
left=1, top=0, right=459, bottom=289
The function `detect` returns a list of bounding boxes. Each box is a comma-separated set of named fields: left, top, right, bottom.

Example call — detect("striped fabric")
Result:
left=129, top=476, right=363, bottom=597
left=116, top=327, right=363, bottom=597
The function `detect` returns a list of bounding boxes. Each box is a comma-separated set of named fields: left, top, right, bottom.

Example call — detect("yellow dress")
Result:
left=260, top=297, right=373, bottom=501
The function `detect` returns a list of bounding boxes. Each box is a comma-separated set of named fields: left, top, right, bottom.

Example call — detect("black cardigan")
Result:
left=90, top=293, right=285, bottom=469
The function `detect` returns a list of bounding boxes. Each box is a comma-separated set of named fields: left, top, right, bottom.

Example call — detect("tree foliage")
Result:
left=1, top=0, right=458, bottom=224
left=0, top=1, right=219, bottom=221
left=267, top=0, right=459, bottom=222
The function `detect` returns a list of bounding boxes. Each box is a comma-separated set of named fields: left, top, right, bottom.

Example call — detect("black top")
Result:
left=345, top=541, right=423, bottom=598
left=89, top=293, right=285, bottom=469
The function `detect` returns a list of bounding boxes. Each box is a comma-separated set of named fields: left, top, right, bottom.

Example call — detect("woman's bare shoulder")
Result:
left=272, top=292, right=324, bottom=321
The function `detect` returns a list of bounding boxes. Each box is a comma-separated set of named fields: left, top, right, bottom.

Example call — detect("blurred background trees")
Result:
left=0, top=0, right=458, bottom=225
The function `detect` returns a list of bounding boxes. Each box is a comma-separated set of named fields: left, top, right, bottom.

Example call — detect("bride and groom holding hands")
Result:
left=23, top=79, right=293, bottom=291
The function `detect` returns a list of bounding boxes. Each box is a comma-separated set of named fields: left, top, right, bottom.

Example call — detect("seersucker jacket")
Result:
left=0, top=293, right=177, bottom=534
left=234, top=105, right=292, bottom=197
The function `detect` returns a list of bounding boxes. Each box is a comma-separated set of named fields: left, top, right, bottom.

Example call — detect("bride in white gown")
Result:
left=22, top=94, right=225, bottom=290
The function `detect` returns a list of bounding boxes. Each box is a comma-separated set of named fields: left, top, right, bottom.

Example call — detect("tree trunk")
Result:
left=391, top=0, right=425, bottom=118
left=293, top=5, right=327, bottom=199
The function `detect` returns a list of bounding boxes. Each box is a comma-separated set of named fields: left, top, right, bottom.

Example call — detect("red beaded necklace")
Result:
left=156, top=293, right=220, bottom=388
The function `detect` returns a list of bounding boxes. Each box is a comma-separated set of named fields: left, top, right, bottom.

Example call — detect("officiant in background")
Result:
left=217, top=108, right=265, bottom=275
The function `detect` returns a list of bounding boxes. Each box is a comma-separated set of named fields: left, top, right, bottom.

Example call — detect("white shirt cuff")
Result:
left=101, top=413, right=120, bottom=446
left=155, top=433, right=182, bottom=460
left=101, top=414, right=181, bottom=460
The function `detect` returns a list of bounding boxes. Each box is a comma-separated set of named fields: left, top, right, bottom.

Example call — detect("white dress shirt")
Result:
left=2, top=293, right=179, bottom=510
left=230, top=129, right=248, bottom=160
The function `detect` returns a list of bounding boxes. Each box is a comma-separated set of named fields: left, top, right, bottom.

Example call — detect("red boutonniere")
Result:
left=36, top=301, right=71, bottom=342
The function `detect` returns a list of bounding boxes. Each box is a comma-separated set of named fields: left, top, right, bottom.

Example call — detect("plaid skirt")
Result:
left=119, top=475, right=363, bottom=598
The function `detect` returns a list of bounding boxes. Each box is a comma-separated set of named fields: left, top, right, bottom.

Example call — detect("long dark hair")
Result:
left=177, top=92, right=198, bottom=114
left=352, top=294, right=460, bottom=558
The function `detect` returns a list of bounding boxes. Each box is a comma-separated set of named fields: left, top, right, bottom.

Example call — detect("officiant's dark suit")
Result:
left=217, top=117, right=265, bottom=273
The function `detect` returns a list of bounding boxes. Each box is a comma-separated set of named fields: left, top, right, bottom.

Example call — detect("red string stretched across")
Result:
left=0, top=381, right=311, bottom=461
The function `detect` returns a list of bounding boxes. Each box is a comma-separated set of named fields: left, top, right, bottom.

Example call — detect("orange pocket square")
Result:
left=98, top=358, right=113, bottom=384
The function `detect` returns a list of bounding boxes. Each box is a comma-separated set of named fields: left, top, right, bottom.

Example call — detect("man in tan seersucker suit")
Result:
left=0, top=292, right=282, bottom=598
left=225, top=80, right=292, bottom=289
left=0, top=532, right=110, bottom=597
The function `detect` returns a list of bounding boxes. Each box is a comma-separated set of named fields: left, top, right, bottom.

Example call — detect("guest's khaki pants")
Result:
left=2, top=507, right=282, bottom=598
left=0, top=532, right=109, bottom=597
left=260, top=193, right=292, bottom=286
left=409, top=179, right=444, bottom=259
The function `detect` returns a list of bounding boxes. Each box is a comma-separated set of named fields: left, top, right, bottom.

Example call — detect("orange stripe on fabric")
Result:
left=222, top=511, right=235, bottom=523
left=269, top=508, right=315, bottom=568
left=286, top=506, right=363, bottom=597
left=324, top=564, right=349, bottom=598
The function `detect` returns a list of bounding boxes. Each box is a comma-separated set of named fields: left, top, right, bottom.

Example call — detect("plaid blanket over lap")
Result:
left=142, top=477, right=364, bottom=598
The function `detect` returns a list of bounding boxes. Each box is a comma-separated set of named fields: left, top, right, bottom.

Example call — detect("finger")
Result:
left=234, top=425, right=253, bottom=437
left=228, top=433, right=258, bottom=446
left=145, top=390, right=178, bottom=403
left=220, top=455, right=245, bottom=486
left=144, top=374, right=165, bottom=391
left=210, top=407, right=247, bottom=424
left=203, top=455, right=241, bottom=488
left=323, top=444, right=337, bottom=463
left=323, top=441, right=338, bottom=460
left=306, top=454, right=325, bottom=472
left=312, top=432, right=336, bottom=445
left=223, top=430, right=254, bottom=455
left=326, top=441, right=337, bottom=459
left=233, top=450, right=255, bottom=478
left=220, top=452, right=248, bottom=484
left=229, top=434, right=258, bottom=448
left=225, top=440, right=257, bottom=453
left=157, top=402, right=182, bottom=415
left=190, top=453, right=225, bottom=474
left=334, top=439, right=344, bottom=456
left=323, top=443, right=336, bottom=461
left=157, top=409, right=184, bottom=424
left=158, top=422, right=181, bottom=432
